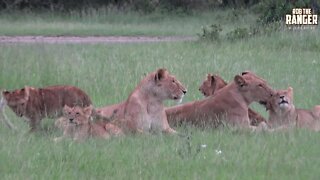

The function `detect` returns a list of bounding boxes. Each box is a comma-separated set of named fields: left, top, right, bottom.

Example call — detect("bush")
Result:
left=221, top=0, right=260, bottom=7
left=226, top=27, right=250, bottom=41
left=198, top=25, right=252, bottom=42
left=0, top=0, right=224, bottom=13
left=197, top=24, right=223, bottom=42
left=249, top=22, right=282, bottom=36
left=198, top=22, right=283, bottom=43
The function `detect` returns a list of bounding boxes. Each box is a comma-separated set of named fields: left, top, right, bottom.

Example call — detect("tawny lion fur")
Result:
left=198, top=73, right=267, bottom=126
left=166, top=71, right=274, bottom=129
left=110, top=68, right=187, bottom=134
left=54, top=105, right=122, bottom=142
left=2, top=85, right=92, bottom=131
left=267, top=87, right=320, bottom=131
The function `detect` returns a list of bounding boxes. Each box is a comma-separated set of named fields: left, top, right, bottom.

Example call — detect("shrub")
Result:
left=249, top=22, right=282, bottom=36
left=226, top=27, right=250, bottom=41
left=0, top=0, right=224, bottom=13
left=197, top=24, right=223, bottom=42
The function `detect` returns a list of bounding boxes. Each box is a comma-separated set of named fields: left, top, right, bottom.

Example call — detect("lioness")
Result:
left=112, top=68, right=187, bottom=134
left=54, top=105, right=120, bottom=142
left=1, top=85, right=92, bottom=131
left=267, top=87, right=320, bottom=131
left=198, top=73, right=267, bottom=126
left=166, top=71, right=274, bottom=129
left=198, top=73, right=227, bottom=97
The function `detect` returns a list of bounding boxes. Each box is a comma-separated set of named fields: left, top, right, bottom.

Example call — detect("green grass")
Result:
left=0, top=8, right=256, bottom=36
left=0, top=10, right=320, bottom=179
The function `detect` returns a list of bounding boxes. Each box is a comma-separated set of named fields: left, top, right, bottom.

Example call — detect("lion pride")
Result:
left=111, top=68, right=187, bottom=134
left=166, top=71, right=274, bottom=129
left=1, top=85, right=92, bottom=131
left=267, top=87, right=320, bottom=131
left=198, top=73, right=267, bottom=126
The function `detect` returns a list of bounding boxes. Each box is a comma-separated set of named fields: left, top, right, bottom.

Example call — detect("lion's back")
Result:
left=43, top=85, right=91, bottom=106
left=29, top=85, right=92, bottom=119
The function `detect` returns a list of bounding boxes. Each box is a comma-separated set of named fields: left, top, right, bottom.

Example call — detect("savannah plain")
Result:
left=0, top=5, right=320, bottom=179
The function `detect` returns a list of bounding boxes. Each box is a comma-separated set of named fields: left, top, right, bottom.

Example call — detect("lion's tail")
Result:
left=0, top=96, right=17, bottom=130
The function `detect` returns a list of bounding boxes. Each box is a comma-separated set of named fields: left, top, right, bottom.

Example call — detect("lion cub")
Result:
left=1, top=85, right=92, bottom=132
left=267, top=87, right=320, bottom=131
left=54, top=105, right=122, bottom=142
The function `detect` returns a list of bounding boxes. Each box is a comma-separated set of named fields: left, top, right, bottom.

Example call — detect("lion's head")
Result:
left=2, top=87, right=30, bottom=117
left=63, top=105, right=93, bottom=126
left=150, top=68, right=187, bottom=102
left=266, top=87, right=294, bottom=114
left=199, top=74, right=227, bottom=97
left=234, top=71, right=274, bottom=105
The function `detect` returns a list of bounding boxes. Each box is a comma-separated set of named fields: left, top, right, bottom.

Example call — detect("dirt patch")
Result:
left=0, top=36, right=196, bottom=44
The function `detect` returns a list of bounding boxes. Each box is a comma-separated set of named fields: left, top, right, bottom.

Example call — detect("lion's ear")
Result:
left=288, top=86, right=293, bottom=97
left=63, top=105, right=72, bottom=114
left=23, top=86, right=31, bottom=101
left=241, top=71, right=251, bottom=76
left=210, top=74, right=216, bottom=86
left=206, top=73, right=214, bottom=84
left=234, top=75, right=246, bottom=87
left=2, top=90, right=10, bottom=97
left=155, top=68, right=168, bottom=82
left=83, top=105, right=93, bottom=117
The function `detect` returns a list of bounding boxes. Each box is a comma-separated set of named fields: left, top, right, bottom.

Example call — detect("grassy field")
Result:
left=0, top=9, right=255, bottom=36
left=0, top=10, right=320, bottom=179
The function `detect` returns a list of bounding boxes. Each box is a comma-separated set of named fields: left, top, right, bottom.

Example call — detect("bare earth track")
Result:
left=0, top=36, right=196, bottom=44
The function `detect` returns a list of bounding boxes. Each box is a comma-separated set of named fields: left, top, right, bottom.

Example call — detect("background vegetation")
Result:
left=0, top=0, right=318, bottom=36
left=1, top=0, right=319, bottom=13
left=0, top=1, right=320, bottom=179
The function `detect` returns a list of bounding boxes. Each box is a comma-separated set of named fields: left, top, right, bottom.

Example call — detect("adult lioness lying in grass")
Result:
left=198, top=73, right=266, bottom=126
left=166, top=71, right=274, bottom=129
left=110, top=68, right=187, bottom=134
left=267, top=87, right=320, bottom=131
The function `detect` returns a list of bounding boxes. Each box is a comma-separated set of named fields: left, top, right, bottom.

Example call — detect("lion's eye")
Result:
left=172, top=80, right=175, bottom=83
left=76, top=112, right=80, bottom=115
left=258, top=84, right=263, bottom=88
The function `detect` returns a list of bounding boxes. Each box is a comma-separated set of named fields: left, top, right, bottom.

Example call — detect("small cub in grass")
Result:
left=54, top=105, right=122, bottom=142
